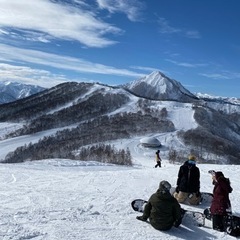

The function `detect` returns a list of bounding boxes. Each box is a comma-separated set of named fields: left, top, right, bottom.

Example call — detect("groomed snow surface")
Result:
left=1, top=139, right=239, bottom=240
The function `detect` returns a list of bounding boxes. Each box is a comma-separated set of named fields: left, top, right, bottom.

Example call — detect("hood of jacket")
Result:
left=156, top=189, right=172, bottom=200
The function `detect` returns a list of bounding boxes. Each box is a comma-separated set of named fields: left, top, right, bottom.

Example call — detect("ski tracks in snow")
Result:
left=0, top=158, right=238, bottom=239
left=0, top=162, right=144, bottom=239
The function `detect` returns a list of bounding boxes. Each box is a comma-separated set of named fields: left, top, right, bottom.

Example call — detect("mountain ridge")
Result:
left=0, top=81, right=46, bottom=104
left=0, top=72, right=239, bottom=164
left=123, top=71, right=198, bottom=102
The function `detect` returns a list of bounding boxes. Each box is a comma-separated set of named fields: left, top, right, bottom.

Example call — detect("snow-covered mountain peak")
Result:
left=196, top=92, right=240, bottom=105
left=128, top=71, right=170, bottom=88
left=0, top=81, right=45, bottom=104
left=124, top=71, right=197, bottom=101
left=138, top=71, right=171, bottom=90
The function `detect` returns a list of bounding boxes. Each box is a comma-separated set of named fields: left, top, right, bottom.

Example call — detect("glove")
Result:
left=136, top=216, right=147, bottom=222
left=175, top=186, right=179, bottom=193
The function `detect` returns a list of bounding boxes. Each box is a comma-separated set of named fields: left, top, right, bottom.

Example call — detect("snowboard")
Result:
left=170, top=187, right=213, bottom=204
left=132, top=198, right=240, bottom=236
left=131, top=199, right=147, bottom=213
left=131, top=199, right=205, bottom=227
left=204, top=208, right=240, bottom=237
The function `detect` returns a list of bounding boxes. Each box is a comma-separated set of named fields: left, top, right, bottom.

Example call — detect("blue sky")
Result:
left=0, top=0, right=239, bottom=98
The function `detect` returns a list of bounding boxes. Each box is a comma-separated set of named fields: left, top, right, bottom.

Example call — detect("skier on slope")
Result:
left=154, top=150, right=162, bottom=168
left=136, top=180, right=182, bottom=231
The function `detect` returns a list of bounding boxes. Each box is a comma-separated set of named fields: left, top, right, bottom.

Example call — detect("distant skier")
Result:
left=210, top=171, right=233, bottom=232
left=173, top=155, right=201, bottom=205
left=155, top=150, right=162, bottom=168
left=136, top=180, right=182, bottom=231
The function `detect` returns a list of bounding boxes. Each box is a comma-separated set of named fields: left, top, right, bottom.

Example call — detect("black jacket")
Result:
left=176, top=161, right=200, bottom=193
left=142, top=190, right=182, bottom=230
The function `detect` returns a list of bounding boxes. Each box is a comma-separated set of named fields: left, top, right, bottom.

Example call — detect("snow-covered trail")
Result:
left=0, top=132, right=239, bottom=240
left=0, top=157, right=239, bottom=240
left=0, top=161, right=159, bottom=240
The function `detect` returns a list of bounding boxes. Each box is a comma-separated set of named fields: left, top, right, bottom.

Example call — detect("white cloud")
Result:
left=200, top=71, right=240, bottom=80
left=96, top=0, right=145, bottom=21
left=157, top=17, right=201, bottom=39
left=157, top=18, right=181, bottom=34
left=0, top=44, right=143, bottom=85
left=186, top=30, right=201, bottom=39
left=0, top=63, right=68, bottom=88
left=0, top=0, right=122, bottom=47
left=200, top=73, right=230, bottom=80
left=166, top=59, right=207, bottom=68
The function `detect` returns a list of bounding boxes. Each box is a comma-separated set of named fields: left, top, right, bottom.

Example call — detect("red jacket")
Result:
left=210, top=172, right=232, bottom=215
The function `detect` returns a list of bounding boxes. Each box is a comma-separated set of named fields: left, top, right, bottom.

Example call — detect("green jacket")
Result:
left=142, top=189, right=182, bottom=230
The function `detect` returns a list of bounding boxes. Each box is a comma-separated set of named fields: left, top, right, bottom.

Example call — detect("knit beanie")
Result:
left=188, top=155, right=196, bottom=161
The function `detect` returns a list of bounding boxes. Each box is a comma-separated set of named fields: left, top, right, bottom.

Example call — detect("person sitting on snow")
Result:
left=136, top=180, right=182, bottom=231
left=173, top=155, right=201, bottom=205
